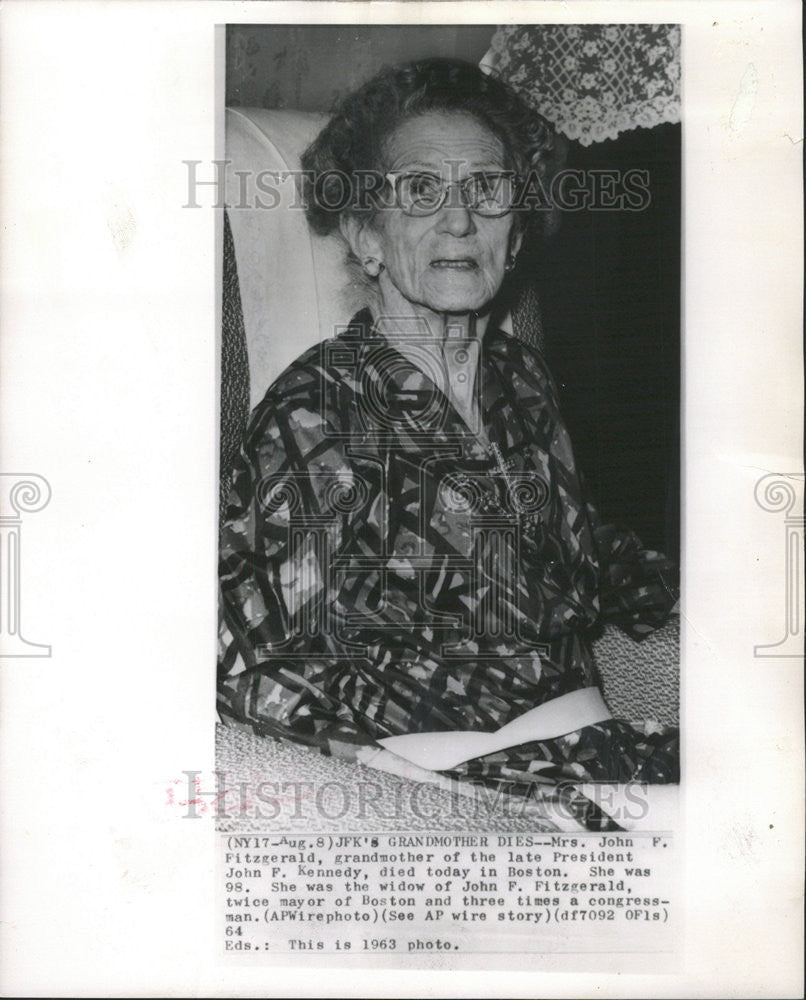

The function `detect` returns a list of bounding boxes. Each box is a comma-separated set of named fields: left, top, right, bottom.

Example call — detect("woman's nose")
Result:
left=436, top=201, right=476, bottom=237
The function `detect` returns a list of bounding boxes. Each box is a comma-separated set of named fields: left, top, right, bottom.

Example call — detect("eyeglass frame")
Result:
left=383, top=170, right=521, bottom=218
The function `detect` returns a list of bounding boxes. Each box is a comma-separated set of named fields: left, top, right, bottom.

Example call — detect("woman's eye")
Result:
left=472, top=174, right=501, bottom=200
left=408, top=174, right=442, bottom=202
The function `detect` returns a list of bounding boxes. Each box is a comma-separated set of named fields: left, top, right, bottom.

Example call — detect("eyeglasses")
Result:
left=385, top=170, right=519, bottom=217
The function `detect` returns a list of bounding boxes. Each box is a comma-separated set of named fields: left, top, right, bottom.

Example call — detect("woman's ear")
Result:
left=339, top=214, right=385, bottom=267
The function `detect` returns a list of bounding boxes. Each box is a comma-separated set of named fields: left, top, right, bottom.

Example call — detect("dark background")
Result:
left=537, top=124, right=681, bottom=562
left=226, top=24, right=681, bottom=559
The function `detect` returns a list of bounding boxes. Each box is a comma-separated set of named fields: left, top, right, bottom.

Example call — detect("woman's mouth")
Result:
left=430, top=258, right=478, bottom=270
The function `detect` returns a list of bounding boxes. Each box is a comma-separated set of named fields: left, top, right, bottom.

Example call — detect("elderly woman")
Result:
left=218, top=58, right=678, bottom=828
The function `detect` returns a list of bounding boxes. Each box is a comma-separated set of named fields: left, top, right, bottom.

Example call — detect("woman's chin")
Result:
left=418, top=275, right=496, bottom=315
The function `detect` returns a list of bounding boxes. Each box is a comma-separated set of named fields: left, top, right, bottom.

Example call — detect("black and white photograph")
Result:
left=0, top=1, right=802, bottom=995
left=211, top=19, right=686, bottom=961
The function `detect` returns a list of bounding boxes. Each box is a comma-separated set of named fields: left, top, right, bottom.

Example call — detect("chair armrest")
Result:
left=593, top=617, right=679, bottom=726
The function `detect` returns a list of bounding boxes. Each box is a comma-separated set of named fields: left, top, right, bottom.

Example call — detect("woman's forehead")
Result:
left=384, top=111, right=506, bottom=172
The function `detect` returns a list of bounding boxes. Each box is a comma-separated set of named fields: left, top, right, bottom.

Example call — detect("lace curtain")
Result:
left=482, top=24, right=681, bottom=146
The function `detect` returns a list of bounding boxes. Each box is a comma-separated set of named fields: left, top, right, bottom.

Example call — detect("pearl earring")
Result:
left=504, top=254, right=517, bottom=272
left=362, top=256, right=384, bottom=277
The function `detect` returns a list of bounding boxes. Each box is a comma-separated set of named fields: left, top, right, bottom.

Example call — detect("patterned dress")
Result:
left=218, top=309, right=679, bottom=828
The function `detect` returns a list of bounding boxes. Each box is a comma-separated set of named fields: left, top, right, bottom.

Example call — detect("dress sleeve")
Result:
left=591, top=515, right=679, bottom=639
left=217, top=388, right=376, bottom=756
left=219, top=397, right=298, bottom=671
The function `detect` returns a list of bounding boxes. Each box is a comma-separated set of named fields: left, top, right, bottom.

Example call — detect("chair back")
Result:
left=225, top=107, right=378, bottom=406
